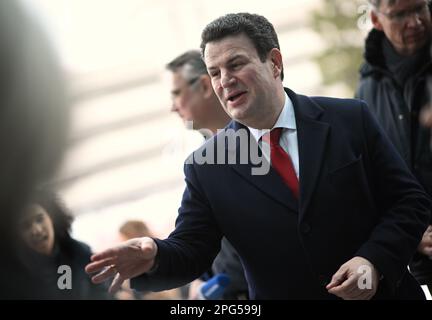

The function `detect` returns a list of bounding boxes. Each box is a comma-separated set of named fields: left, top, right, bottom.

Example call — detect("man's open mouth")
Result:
left=227, top=91, right=247, bottom=102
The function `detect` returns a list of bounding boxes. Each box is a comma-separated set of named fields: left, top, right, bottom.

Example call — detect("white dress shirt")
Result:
left=248, top=92, right=299, bottom=179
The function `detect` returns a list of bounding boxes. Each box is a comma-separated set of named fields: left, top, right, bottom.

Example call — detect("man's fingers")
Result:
left=91, top=265, right=118, bottom=284
left=345, top=291, right=368, bottom=300
left=326, top=269, right=347, bottom=290
left=342, top=277, right=371, bottom=300
left=85, top=257, right=116, bottom=274
left=327, top=279, right=349, bottom=295
left=326, top=276, right=344, bottom=290
left=109, top=273, right=124, bottom=294
left=341, top=275, right=359, bottom=294
left=328, top=273, right=357, bottom=297
left=91, top=248, right=120, bottom=262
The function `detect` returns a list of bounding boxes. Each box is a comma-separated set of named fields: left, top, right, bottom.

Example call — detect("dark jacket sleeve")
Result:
left=354, top=102, right=431, bottom=293
left=131, top=161, right=222, bottom=292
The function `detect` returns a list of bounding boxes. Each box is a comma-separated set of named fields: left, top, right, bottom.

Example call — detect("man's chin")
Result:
left=228, top=106, right=248, bottom=121
left=409, top=43, right=427, bottom=55
left=405, top=34, right=429, bottom=53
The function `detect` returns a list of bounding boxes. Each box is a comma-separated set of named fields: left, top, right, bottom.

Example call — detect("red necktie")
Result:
left=263, top=128, right=299, bottom=198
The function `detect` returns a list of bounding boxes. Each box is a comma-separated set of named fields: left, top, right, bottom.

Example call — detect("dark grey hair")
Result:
left=368, top=0, right=388, bottom=9
left=369, top=0, right=430, bottom=9
left=166, top=50, right=208, bottom=82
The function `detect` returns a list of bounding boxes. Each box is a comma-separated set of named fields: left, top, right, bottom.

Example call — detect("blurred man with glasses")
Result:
left=356, top=0, right=432, bottom=295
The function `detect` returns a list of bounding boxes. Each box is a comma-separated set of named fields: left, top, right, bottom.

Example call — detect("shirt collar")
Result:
left=248, top=91, right=296, bottom=142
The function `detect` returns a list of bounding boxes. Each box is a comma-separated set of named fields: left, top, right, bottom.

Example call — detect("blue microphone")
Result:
left=198, top=273, right=231, bottom=300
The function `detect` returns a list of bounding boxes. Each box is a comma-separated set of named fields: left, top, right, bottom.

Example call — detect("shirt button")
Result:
left=398, top=114, right=404, bottom=120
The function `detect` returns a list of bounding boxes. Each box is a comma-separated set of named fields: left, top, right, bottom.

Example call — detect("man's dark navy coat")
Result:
left=133, top=88, right=431, bottom=299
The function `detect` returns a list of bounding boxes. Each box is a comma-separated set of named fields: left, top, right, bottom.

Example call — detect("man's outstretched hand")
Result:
left=85, top=237, right=158, bottom=294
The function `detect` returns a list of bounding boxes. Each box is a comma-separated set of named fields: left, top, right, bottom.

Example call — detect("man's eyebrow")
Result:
left=226, top=54, right=245, bottom=64
left=207, top=54, right=247, bottom=71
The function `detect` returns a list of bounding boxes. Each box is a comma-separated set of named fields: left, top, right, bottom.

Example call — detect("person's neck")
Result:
left=208, top=117, right=231, bottom=135
left=245, top=87, right=285, bottom=130
left=207, top=98, right=231, bottom=135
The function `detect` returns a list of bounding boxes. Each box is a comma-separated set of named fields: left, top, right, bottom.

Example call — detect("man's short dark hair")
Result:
left=200, top=13, right=284, bottom=80
left=166, top=50, right=208, bottom=81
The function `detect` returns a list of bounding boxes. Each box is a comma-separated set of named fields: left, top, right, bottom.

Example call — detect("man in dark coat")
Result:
left=87, top=13, right=431, bottom=300
left=356, top=0, right=432, bottom=294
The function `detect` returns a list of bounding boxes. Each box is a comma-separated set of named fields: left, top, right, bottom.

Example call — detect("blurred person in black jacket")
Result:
left=0, top=0, right=69, bottom=298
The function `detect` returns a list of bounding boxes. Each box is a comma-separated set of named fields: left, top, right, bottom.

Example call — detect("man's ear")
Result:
left=371, top=10, right=384, bottom=31
left=269, top=48, right=283, bottom=79
left=201, top=75, right=214, bottom=99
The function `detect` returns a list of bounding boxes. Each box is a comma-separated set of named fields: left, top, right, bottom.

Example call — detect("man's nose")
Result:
left=221, top=71, right=235, bottom=88
left=406, top=12, right=422, bottom=27
left=170, top=101, right=179, bottom=113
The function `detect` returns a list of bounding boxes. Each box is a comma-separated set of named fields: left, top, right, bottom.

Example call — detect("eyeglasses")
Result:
left=171, top=77, right=200, bottom=98
left=377, top=2, right=430, bottom=24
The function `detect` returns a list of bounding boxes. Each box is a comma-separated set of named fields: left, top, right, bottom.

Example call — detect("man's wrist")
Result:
left=148, top=261, right=158, bottom=274
left=147, top=253, right=159, bottom=275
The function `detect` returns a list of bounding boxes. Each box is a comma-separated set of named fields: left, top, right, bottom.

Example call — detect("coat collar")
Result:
left=228, top=88, right=329, bottom=218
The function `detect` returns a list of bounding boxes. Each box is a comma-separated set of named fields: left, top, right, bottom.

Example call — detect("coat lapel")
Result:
left=228, top=121, right=299, bottom=213
left=227, top=88, right=330, bottom=216
left=288, top=90, right=330, bottom=219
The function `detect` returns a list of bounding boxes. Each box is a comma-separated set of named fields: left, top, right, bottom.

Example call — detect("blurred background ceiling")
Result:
left=25, top=0, right=369, bottom=250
